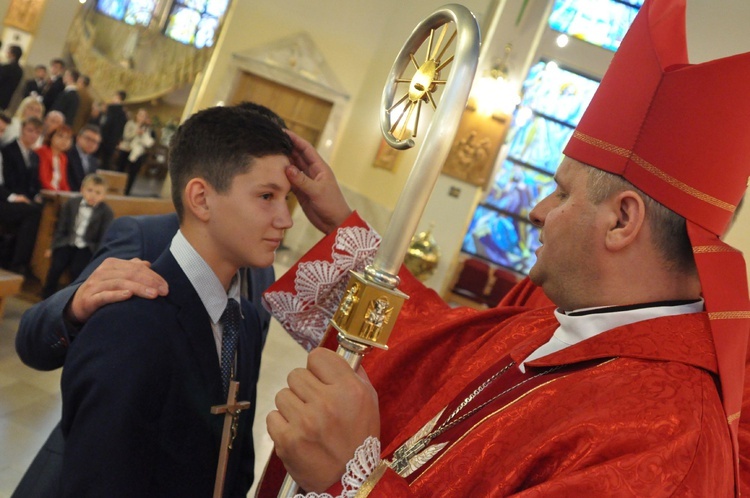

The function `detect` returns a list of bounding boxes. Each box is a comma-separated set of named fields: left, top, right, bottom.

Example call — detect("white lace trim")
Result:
left=294, top=436, right=382, bottom=498
left=265, top=225, right=380, bottom=351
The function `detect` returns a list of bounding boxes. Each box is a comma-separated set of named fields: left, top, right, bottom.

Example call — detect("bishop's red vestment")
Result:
left=259, top=213, right=735, bottom=497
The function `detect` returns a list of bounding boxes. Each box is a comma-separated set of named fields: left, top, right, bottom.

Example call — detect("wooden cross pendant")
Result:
left=210, top=380, right=251, bottom=498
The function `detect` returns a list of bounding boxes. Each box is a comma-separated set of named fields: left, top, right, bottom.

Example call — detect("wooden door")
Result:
left=228, top=72, right=334, bottom=216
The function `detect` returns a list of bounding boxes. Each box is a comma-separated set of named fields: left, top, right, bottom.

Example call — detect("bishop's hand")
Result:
left=267, top=348, right=380, bottom=492
left=285, top=130, right=352, bottom=235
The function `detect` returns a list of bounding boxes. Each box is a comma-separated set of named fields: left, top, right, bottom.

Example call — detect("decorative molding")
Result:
left=3, top=0, right=48, bottom=34
left=231, top=32, right=349, bottom=102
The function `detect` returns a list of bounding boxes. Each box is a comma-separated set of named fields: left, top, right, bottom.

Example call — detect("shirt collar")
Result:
left=552, top=299, right=705, bottom=348
left=169, top=230, right=241, bottom=325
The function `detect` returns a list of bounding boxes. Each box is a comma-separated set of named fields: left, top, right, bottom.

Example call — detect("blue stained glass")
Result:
left=184, top=0, right=207, bottom=10
left=521, top=61, right=599, bottom=126
left=195, top=15, right=219, bottom=48
left=506, top=116, right=574, bottom=174
left=462, top=206, right=541, bottom=274
left=124, top=0, right=156, bottom=26
left=97, top=0, right=126, bottom=20
left=548, top=0, right=639, bottom=52
left=206, top=0, right=229, bottom=17
left=485, top=161, right=556, bottom=217
left=166, top=7, right=201, bottom=44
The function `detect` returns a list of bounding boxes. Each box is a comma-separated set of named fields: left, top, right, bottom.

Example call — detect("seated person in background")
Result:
left=118, top=108, right=155, bottom=196
left=66, top=124, right=101, bottom=191
left=42, top=174, right=113, bottom=298
left=0, top=116, right=43, bottom=275
left=35, top=110, right=65, bottom=149
left=60, top=106, right=294, bottom=496
left=37, top=124, right=73, bottom=192
left=1, top=96, right=44, bottom=147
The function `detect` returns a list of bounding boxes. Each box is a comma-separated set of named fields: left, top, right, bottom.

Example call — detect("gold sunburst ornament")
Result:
left=388, top=25, right=456, bottom=142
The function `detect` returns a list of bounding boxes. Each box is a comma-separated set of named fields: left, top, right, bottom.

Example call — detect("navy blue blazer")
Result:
left=16, top=213, right=275, bottom=370
left=66, top=146, right=100, bottom=192
left=61, top=249, right=263, bottom=497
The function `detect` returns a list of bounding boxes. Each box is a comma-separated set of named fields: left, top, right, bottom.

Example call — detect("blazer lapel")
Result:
left=152, top=250, right=225, bottom=401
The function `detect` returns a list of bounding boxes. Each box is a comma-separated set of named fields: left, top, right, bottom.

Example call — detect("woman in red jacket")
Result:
left=37, top=124, right=73, bottom=191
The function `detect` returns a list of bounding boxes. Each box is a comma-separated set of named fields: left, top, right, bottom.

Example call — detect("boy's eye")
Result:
left=261, top=193, right=273, bottom=200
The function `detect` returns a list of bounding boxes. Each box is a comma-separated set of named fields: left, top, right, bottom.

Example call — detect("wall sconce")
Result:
left=470, top=43, right=521, bottom=118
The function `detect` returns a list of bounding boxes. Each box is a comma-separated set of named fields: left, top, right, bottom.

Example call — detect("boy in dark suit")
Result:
left=41, top=174, right=113, bottom=298
left=60, top=106, right=294, bottom=497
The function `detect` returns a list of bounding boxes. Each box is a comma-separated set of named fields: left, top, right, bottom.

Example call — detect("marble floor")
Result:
left=0, top=257, right=309, bottom=498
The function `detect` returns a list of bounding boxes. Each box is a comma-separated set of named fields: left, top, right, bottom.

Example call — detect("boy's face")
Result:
left=205, top=154, right=293, bottom=270
left=81, top=183, right=106, bottom=207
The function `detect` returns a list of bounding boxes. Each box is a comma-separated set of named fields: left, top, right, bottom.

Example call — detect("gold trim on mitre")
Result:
left=693, top=245, right=741, bottom=254
left=572, top=131, right=737, bottom=213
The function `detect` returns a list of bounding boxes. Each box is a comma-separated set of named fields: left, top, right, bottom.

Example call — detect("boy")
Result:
left=42, top=174, right=113, bottom=298
left=60, top=106, right=293, bottom=497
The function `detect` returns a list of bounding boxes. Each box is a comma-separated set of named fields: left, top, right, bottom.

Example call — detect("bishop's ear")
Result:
left=605, top=190, right=646, bottom=251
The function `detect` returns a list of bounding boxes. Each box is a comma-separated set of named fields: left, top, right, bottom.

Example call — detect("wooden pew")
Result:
left=0, top=269, right=24, bottom=319
left=30, top=190, right=175, bottom=286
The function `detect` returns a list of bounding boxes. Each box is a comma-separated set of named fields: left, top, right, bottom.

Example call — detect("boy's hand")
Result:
left=285, top=130, right=352, bottom=234
left=66, top=257, right=169, bottom=324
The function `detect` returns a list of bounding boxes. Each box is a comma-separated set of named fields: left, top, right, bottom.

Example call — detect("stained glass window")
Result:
left=165, top=0, right=230, bottom=48
left=124, top=0, right=157, bottom=25
left=461, top=60, right=601, bottom=275
left=96, top=0, right=155, bottom=25
left=548, top=0, right=643, bottom=52
left=96, top=0, right=127, bottom=21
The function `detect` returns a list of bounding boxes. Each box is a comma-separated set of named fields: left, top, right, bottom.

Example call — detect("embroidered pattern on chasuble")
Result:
left=387, top=354, right=612, bottom=482
left=370, top=311, right=726, bottom=495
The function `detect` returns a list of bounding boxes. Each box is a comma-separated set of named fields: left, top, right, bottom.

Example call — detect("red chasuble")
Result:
left=259, top=212, right=734, bottom=497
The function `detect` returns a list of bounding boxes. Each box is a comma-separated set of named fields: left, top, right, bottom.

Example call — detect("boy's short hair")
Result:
left=22, top=116, right=43, bottom=130
left=168, top=106, right=293, bottom=221
left=82, top=173, right=107, bottom=189
left=235, top=101, right=287, bottom=128
left=0, top=112, right=11, bottom=125
left=116, top=90, right=127, bottom=101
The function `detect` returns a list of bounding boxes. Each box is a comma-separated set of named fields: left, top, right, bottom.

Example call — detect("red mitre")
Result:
left=564, top=0, right=750, bottom=491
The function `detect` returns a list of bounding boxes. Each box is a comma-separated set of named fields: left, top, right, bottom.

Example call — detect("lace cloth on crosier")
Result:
left=293, top=436, right=382, bottom=498
left=263, top=223, right=381, bottom=351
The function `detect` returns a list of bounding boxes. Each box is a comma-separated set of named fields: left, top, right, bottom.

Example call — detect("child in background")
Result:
left=42, top=174, right=113, bottom=298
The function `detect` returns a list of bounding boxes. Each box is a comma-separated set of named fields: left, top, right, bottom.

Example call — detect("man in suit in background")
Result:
left=42, top=59, right=66, bottom=114
left=0, top=45, right=23, bottom=110
left=66, top=124, right=101, bottom=192
left=96, top=90, right=127, bottom=170
left=50, top=70, right=80, bottom=127
left=23, top=65, right=47, bottom=99
left=71, top=74, right=93, bottom=134
left=0, top=116, right=43, bottom=275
